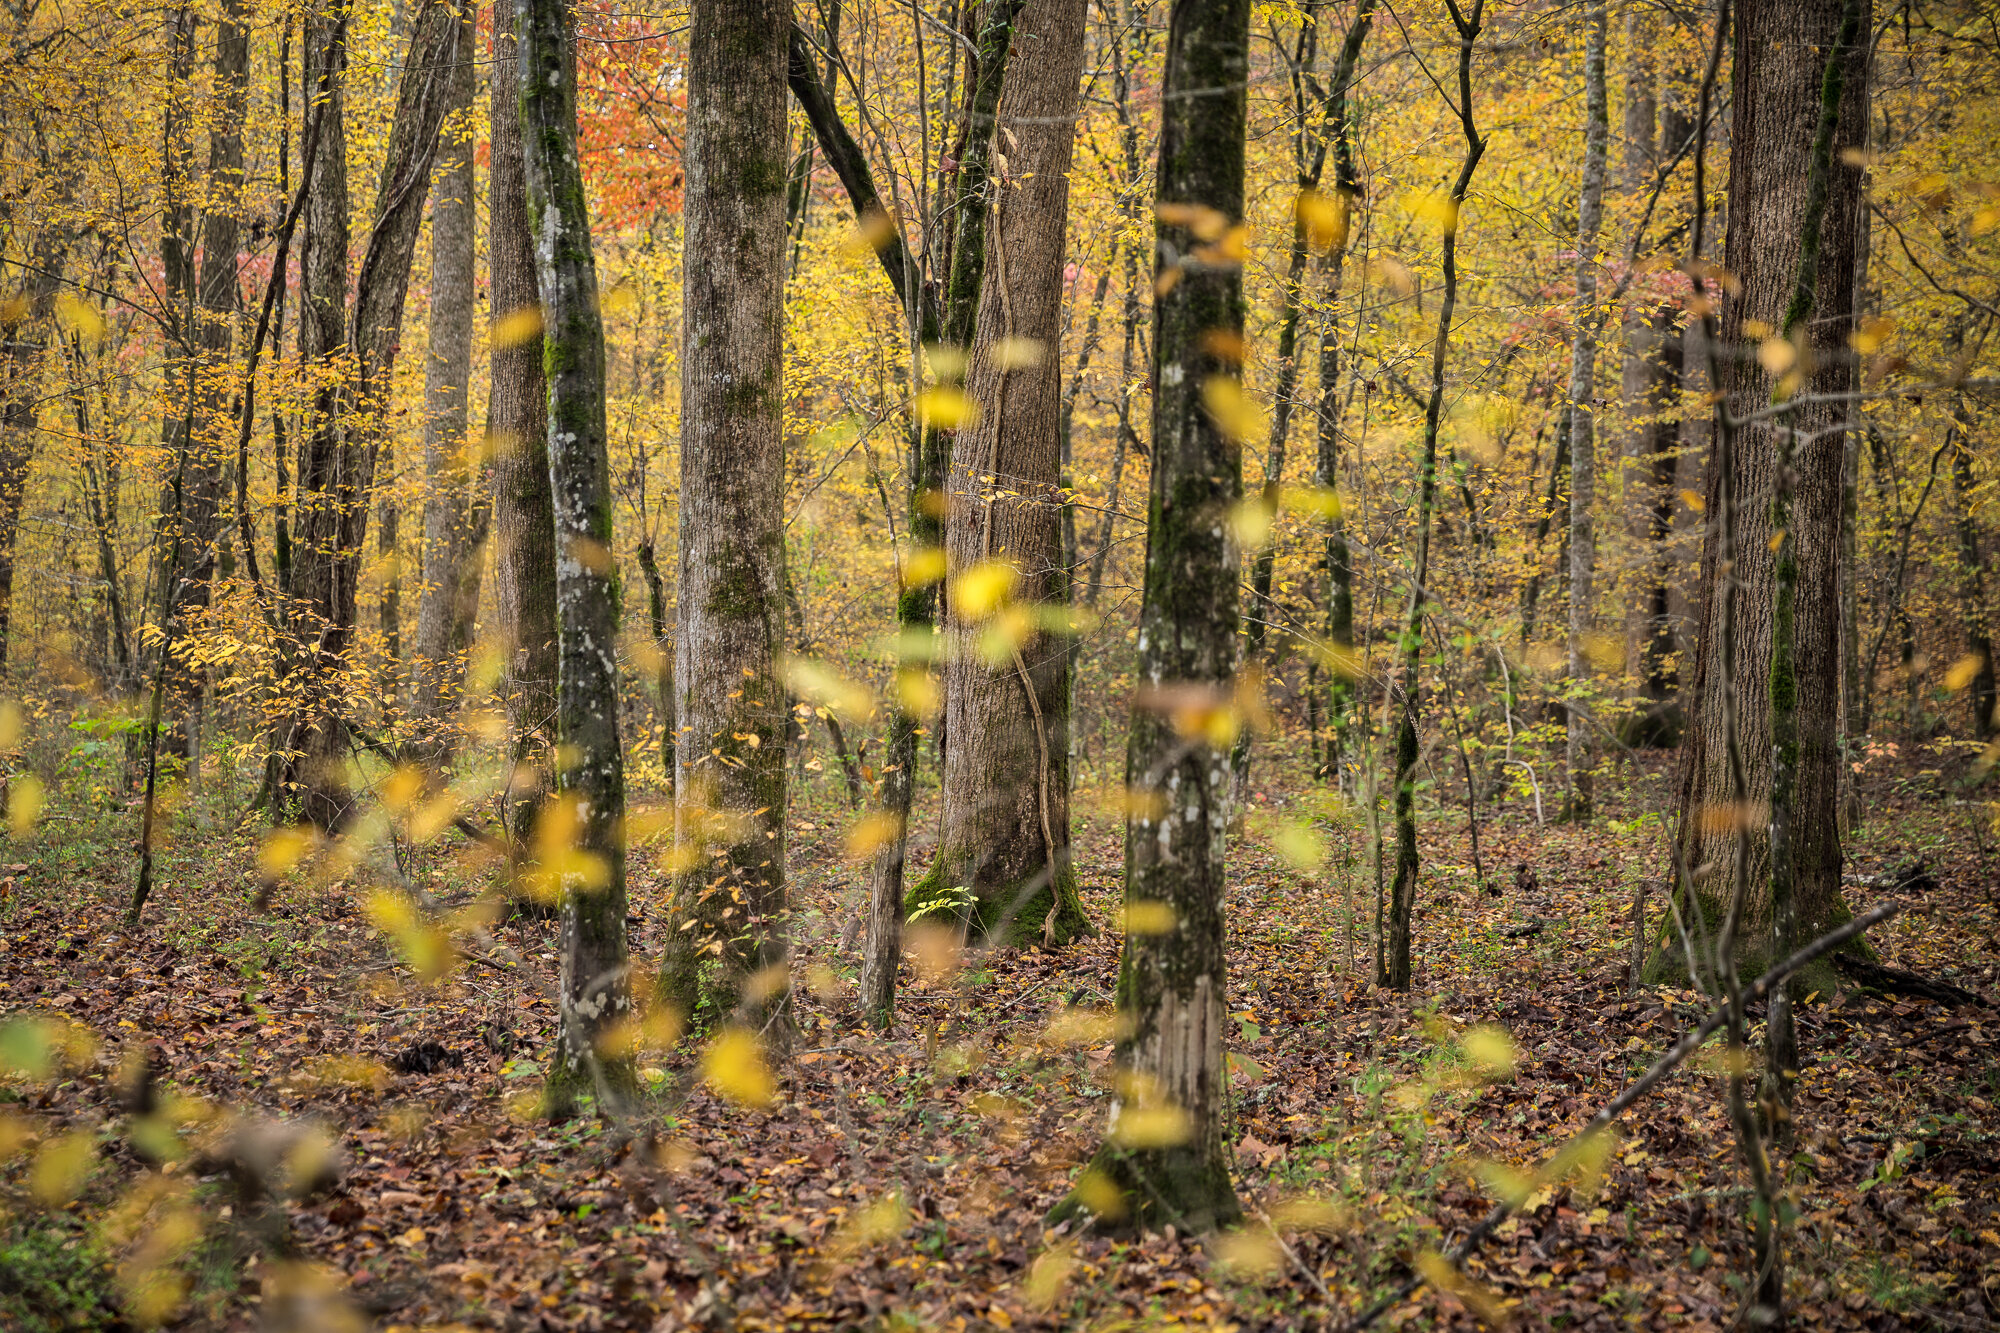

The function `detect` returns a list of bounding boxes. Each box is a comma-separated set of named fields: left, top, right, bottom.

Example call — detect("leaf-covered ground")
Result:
left=1, top=746, right=1995, bottom=1331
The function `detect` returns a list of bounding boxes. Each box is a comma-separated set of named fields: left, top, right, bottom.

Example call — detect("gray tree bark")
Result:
left=516, top=0, right=639, bottom=1115
left=1052, top=0, right=1250, bottom=1237
left=487, top=15, right=558, bottom=840
left=1563, top=0, right=1608, bottom=817
left=659, top=0, right=792, bottom=1030
left=1660, top=0, right=1869, bottom=986
left=410, top=0, right=482, bottom=758
left=920, top=0, right=1090, bottom=950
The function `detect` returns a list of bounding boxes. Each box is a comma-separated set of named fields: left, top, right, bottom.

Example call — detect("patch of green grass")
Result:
left=0, top=1215, right=119, bottom=1332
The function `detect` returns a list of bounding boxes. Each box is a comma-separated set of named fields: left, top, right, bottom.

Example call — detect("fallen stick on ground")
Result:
left=1338, top=900, right=1900, bottom=1332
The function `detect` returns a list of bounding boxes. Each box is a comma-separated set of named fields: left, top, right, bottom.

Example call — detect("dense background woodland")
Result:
left=0, top=0, right=1996, bottom=1327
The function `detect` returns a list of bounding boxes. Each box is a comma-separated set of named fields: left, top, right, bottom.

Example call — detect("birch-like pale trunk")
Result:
left=517, top=0, right=638, bottom=1114
left=660, top=0, right=792, bottom=1031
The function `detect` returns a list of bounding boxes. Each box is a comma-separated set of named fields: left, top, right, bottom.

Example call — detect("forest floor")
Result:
left=1, top=740, right=1997, bottom=1332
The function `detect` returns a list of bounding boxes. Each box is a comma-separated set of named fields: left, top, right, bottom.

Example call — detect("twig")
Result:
left=1338, top=901, right=1897, bottom=1331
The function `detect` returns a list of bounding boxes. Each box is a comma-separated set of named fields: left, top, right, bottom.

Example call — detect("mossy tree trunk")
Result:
left=284, top=0, right=461, bottom=827
left=1054, top=0, right=1249, bottom=1237
left=487, top=16, right=558, bottom=844
left=922, top=0, right=1090, bottom=951
left=410, top=0, right=482, bottom=763
left=660, top=0, right=792, bottom=1031
left=516, top=0, right=639, bottom=1116
left=1382, top=0, right=1486, bottom=991
left=1656, top=0, right=1868, bottom=992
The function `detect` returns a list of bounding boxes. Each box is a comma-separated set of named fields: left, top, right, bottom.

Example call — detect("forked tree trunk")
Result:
left=410, top=0, right=481, bottom=759
left=284, top=0, right=461, bottom=826
left=516, top=0, right=639, bottom=1116
left=487, top=15, right=558, bottom=841
left=1659, top=0, right=1868, bottom=989
left=918, top=0, right=1090, bottom=949
left=660, top=0, right=792, bottom=1030
left=1563, top=0, right=1608, bottom=818
left=1053, top=0, right=1250, bottom=1237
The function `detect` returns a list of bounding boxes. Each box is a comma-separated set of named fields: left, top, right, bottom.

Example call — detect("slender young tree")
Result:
left=516, top=0, right=639, bottom=1114
left=1311, top=0, right=1373, bottom=786
left=660, top=0, right=792, bottom=1028
left=487, top=13, right=558, bottom=841
left=1052, top=0, right=1250, bottom=1236
left=1382, top=0, right=1486, bottom=991
left=921, top=0, right=1091, bottom=949
left=1660, top=0, right=1869, bottom=990
left=410, top=0, right=482, bottom=757
left=1563, top=0, right=1608, bottom=817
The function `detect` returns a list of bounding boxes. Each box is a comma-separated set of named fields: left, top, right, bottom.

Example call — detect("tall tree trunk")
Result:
left=1383, top=0, right=1486, bottom=991
left=1563, top=0, right=1608, bottom=818
left=1948, top=406, right=1995, bottom=739
left=284, top=0, right=462, bottom=826
left=410, top=0, right=480, bottom=759
left=488, top=12, right=558, bottom=841
left=634, top=537, right=676, bottom=786
left=1053, top=0, right=1250, bottom=1237
left=1660, top=0, right=1868, bottom=988
left=1627, top=81, right=1694, bottom=746
left=153, top=4, right=200, bottom=748
left=660, top=0, right=792, bottom=1030
left=162, top=0, right=251, bottom=770
left=516, top=0, right=639, bottom=1116
left=782, top=1, right=1023, bottom=1023
left=0, top=243, right=69, bottom=679
left=1226, top=13, right=1318, bottom=819
left=917, top=0, right=1090, bottom=949
left=1313, top=0, right=1373, bottom=788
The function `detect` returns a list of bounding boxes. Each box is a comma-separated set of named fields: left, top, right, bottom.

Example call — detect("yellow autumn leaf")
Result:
left=1228, top=496, right=1275, bottom=549
left=1110, top=1103, right=1190, bottom=1149
left=1202, top=375, right=1262, bottom=445
left=845, top=811, right=902, bottom=861
left=902, top=545, right=947, bottom=588
left=1680, top=488, right=1705, bottom=513
left=916, top=387, right=979, bottom=430
left=30, top=1130, right=94, bottom=1205
left=1461, top=1025, right=1518, bottom=1078
left=779, top=654, right=878, bottom=720
left=9, top=773, right=45, bottom=836
left=1295, top=187, right=1349, bottom=253
left=895, top=666, right=940, bottom=719
left=257, top=825, right=315, bottom=879
left=950, top=558, right=1018, bottom=619
left=1945, top=653, right=1987, bottom=692
left=1271, top=819, right=1325, bottom=871
left=992, top=337, right=1044, bottom=369
left=54, top=293, right=104, bottom=345
left=701, top=1027, right=775, bottom=1108
left=492, top=305, right=544, bottom=348
left=1120, top=899, right=1178, bottom=935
